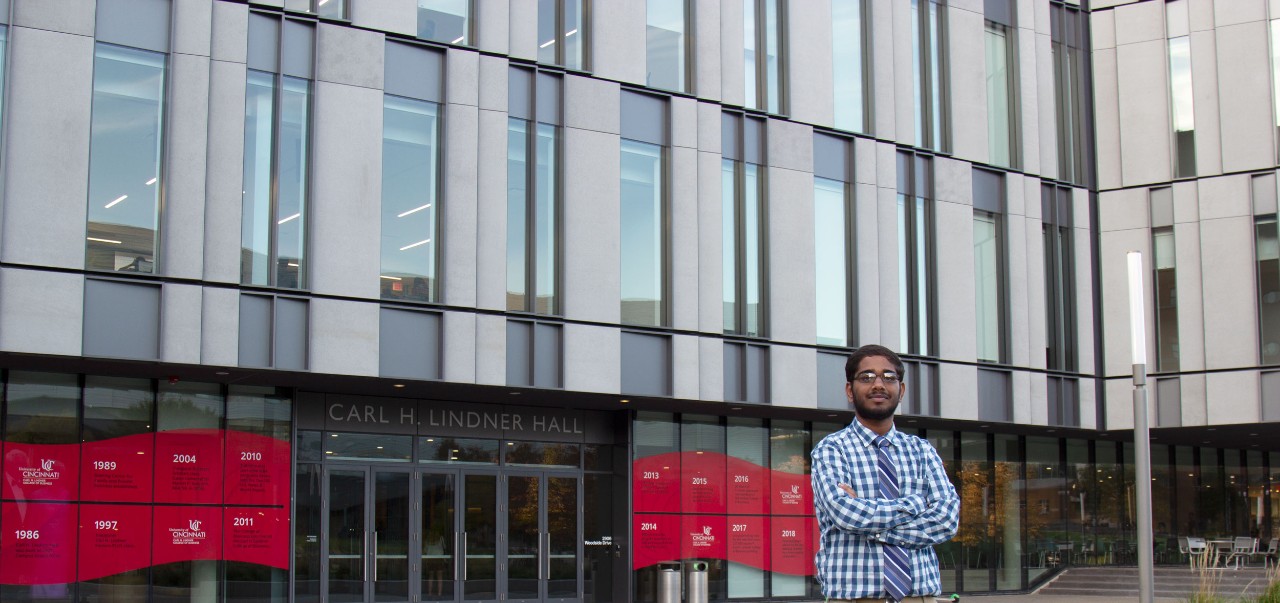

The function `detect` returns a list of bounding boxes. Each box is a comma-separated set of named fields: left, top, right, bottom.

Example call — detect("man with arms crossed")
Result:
left=811, top=345, right=959, bottom=602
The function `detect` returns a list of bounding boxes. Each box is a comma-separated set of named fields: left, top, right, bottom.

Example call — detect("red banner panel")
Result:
left=770, top=516, right=816, bottom=576
left=154, top=429, right=224, bottom=504
left=152, top=506, right=221, bottom=566
left=224, top=431, right=291, bottom=506
left=632, top=452, right=681, bottom=513
left=770, top=470, right=813, bottom=516
left=77, top=504, right=152, bottom=581
left=224, top=507, right=290, bottom=569
left=680, top=514, right=727, bottom=562
left=726, top=515, right=767, bottom=570
left=80, top=433, right=154, bottom=503
left=0, top=502, right=76, bottom=585
left=680, top=451, right=726, bottom=514
left=632, top=514, right=680, bottom=569
left=725, top=456, right=769, bottom=515
left=2, top=442, right=79, bottom=502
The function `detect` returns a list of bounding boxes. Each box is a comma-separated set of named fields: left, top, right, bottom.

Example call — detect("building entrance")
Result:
left=320, top=463, right=583, bottom=603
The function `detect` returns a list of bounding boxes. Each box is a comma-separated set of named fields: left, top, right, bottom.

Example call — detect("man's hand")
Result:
left=838, top=483, right=857, bottom=498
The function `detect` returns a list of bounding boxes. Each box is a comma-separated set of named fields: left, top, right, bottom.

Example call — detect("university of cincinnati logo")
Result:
left=779, top=483, right=804, bottom=504
left=18, top=459, right=60, bottom=485
left=169, top=519, right=208, bottom=545
left=690, top=525, right=715, bottom=546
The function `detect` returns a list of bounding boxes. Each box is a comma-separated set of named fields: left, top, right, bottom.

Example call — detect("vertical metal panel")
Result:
left=248, top=13, right=280, bottom=72
left=1253, top=174, right=1277, bottom=216
left=380, top=308, right=442, bottom=379
left=620, top=90, right=668, bottom=146
left=1156, top=377, right=1182, bottom=427
left=385, top=41, right=445, bottom=102
left=506, top=319, right=532, bottom=386
left=972, top=168, right=1004, bottom=213
left=281, top=19, right=315, bottom=78
left=745, top=344, right=768, bottom=404
left=621, top=332, right=671, bottom=396
left=722, top=112, right=740, bottom=159
left=1048, top=376, right=1062, bottom=425
left=1262, top=372, right=1280, bottom=421
left=96, top=0, right=171, bottom=53
left=1150, top=187, right=1174, bottom=228
left=977, top=369, right=1011, bottom=421
left=1063, top=378, right=1078, bottom=427
left=812, top=133, right=850, bottom=182
left=509, top=66, right=532, bottom=120
left=535, top=72, right=562, bottom=125
left=917, top=362, right=937, bottom=416
left=984, top=0, right=1013, bottom=26
left=743, top=117, right=765, bottom=165
left=897, top=151, right=910, bottom=192
left=817, top=351, right=848, bottom=410
left=274, top=297, right=308, bottom=370
left=83, top=279, right=161, bottom=360
left=533, top=322, right=562, bottom=388
left=1057, top=187, right=1073, bottom=227
left=723, top=342, right=744, bottom=401
left=239, top=294, right=273, bottom=367
left=915, top=156, right=930, bottom=197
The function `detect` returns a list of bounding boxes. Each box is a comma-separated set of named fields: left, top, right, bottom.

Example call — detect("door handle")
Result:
left=462, top=532, right=468, bottom=581
left=374, top=532, right=379, bottom=582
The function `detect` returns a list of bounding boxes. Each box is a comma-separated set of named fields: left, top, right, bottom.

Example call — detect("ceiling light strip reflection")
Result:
left=104, top=195, right=128, bottom=209
left=397, top=203, right=431, bottom=218
left=399, top=238, right=431, bottom=251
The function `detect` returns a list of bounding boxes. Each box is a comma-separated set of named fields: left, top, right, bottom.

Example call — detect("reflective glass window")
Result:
left=1167, top=1, right=1196, bottom=177
left=504, top=441, right=579, bottom=467
left=620, top=139, right=665, bottom=326
left=974, top=210, right=1004, bottom=363
left=382, top=95, right=441, bottom=302
left=912, top=0, right=947, bottom=150
left=832, top=0, right=867, bottom=132
left=538, top=0, right=584, bottom=69
left=86, top=43, right=166, bottom=274
left=507, top=116, right=560, bottom=314
left=815, top=177, right=850, bottom=347
left=984, top=21, right=1014, bottom=168
left=723, top=159, right=765, bottom=336
left=646, top=0, right=687, bottom=92
left=1153, top=227, right=1180, bottom=372
left=898, top=153, right=934, bottom=356
left=745, top=0, right=782, bottom=113
left=418, top=0, right=471, bottom=45
left=323, top=432, right=413, bottom=462
left=420, top=436, right=499, bottom=464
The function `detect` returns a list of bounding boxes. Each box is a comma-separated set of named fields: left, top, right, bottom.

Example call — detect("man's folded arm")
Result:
left=811, top=445, right=916, bottom=533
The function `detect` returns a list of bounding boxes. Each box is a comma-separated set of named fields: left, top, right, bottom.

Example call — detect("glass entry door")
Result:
left=505, top=471, right=580, bottom=603
left=420, top=470, right=501, bottom=602
left=325, top=467, right=413, bottom=603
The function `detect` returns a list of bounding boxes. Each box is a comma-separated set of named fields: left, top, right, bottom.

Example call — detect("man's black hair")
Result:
left=844, top=344, right=907, bottom=383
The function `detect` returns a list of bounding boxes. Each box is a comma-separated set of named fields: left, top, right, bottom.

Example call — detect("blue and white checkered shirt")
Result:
left=811, top=420, right=959, bottom=600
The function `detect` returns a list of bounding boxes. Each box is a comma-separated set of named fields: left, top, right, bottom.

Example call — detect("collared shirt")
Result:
left=811, top=419, right=960, bottom=600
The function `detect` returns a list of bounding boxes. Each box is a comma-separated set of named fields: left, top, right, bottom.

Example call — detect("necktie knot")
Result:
left=874, top=435, right=891, bottom=449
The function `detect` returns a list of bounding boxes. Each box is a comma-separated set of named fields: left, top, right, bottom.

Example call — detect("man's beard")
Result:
left=854, top=394, right=900, bottom=421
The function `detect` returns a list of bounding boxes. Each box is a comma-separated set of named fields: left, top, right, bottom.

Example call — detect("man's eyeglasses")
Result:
left=853, top=371, right=901, bottom=385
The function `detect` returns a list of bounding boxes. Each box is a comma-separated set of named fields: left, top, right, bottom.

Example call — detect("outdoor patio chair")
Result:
left=1184, top=537, right=1208, bottom=568
left=1253, top=538, right=1279, bottom=568
left=1223, top=537, right=1256, bottom=569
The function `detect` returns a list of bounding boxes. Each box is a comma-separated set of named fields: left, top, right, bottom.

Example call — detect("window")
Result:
left=722, top=114, right=766, bottom=336
left=897, top=151, right=934, bottom=356
left=620, top=92, right=669, bottom=327
left=1255, top=174, right=1280, bottom=364
left=241, top=15, right=314, bottom=289
left=911, top=0, right=947, bottom=150
left=832, top=0, right=869, bottom=133
left=1151, top=187, right=1179, bottom=372
left=1051, top=1, right=1091, bottom=185
left=381, top=96, right=441, bottom=302
left=418, top=0, right=471, bottom=45
left=745, top=0, right=783, bottom=113
left=646, top=0, right=688, bottom=92
left=1167, top=0, right=1196, bottom=178
left=973, top=169, right=1006, bottom=363
left=507, top=69, right=562, bottom=314
left=813, top=134, right=854, bottom=347
left=984, top=19, right=1016, bottom=168
left=85, top=43, right=166, bottom=274
left=539, top=0, right=585, bottom=69
left=1043, top=183, right=1077, bottom=372
left=285, top=0, right=346, bottom=19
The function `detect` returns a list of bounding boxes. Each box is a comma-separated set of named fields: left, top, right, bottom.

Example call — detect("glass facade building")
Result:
left=0, top=1, right=1278, bottom=602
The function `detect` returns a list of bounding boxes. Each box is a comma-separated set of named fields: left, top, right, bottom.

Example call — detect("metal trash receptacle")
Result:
left=686, top=561, right=708, bottom=603
left=657, top=563, right=681, bottom=603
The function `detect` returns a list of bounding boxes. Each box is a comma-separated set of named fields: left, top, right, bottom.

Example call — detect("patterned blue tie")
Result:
left=875, top=436, right=912, bottom=602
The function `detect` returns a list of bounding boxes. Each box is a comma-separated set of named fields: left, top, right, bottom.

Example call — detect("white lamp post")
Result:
left=1128, top=251, right=1155, bottom=603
